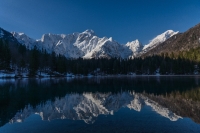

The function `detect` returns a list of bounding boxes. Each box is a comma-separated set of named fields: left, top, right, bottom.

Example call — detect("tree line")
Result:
left=0, top=38, right=200, bottom=76
left=0, top=39, right=11, bottom=70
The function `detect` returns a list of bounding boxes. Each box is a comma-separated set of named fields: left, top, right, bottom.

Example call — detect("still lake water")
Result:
left=0, top=76, right=200, bottom=133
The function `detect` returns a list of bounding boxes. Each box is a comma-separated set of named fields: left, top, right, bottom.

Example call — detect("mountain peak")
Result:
left=164, top=30, right=175, bottom=33
left=151, top=30, right=179, bottom=42
left=143, top=30, right=179, bottom=51
left=141, top=23, right=200, bottom=57
left=126, top=39, right=141, bottom=47
left=125, top=39, right=143, bottom=55
left=135, top=39, right=139, bottom=42
left=12, top=32, right=36, bottom=49
left=0, top=29, right=4, bottom=38
left=12, top=32, right=27, bottom=37
left=83, top=29, right=95, bottom=35
left=108, top=37, right=113, bottom=41
left=18, top=32, right=25, bottom=36
left=7, top=27, right=180, bottom=59
left=161, top=30, right=179, bottom=38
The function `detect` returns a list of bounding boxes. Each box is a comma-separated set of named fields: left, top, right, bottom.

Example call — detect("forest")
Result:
left=0, top=38, right=200, bottom=76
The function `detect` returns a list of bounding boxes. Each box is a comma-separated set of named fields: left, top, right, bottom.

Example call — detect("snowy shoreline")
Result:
left=0, top=72, right=200, bottom=79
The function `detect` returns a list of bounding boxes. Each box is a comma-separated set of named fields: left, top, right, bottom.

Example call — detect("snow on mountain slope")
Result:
left=74, top=29, right=96, bottom=53
left=143, top=30, right=179, bottom=52
left=0, top=28, right=20, bottom=43
left=12, top=30, right=133, bottom=59
left=40, top=33, right=84, bottom=58
left=11, top=29, right=178, bottom=58
left=10, top=92, right=181, bottom=124
left=125, top=39, right=143, bottom=57
left=12, top=32, right=84, bottom=58
left=12, top=32, right=36, bottom=49
left=83, top=37, right=128, bottom=59
left=0, top=29, right=4, bottom=38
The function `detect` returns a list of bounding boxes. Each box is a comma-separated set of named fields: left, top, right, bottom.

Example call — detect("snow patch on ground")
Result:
left=0, top=71, right=15, bottom=78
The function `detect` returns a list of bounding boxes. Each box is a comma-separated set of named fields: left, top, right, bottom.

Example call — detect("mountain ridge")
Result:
left=9, top=29, right=178, bottom=59
left=0, top=26, right=181, bottom=59
left=141, top=23, right=200, bottom=57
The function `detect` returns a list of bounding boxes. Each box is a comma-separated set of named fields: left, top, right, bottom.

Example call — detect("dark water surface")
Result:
left=0, top=76, right=200, bottom=133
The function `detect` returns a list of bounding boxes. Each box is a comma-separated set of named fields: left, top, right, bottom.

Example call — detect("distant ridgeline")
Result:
left=0, top=23, right=200, bottom=76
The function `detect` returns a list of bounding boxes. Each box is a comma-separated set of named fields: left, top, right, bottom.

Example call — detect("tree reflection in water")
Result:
left=0, top=76, right=200, bottom=127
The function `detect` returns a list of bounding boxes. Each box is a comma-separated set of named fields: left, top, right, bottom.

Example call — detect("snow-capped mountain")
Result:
left=124, top=30, right=178, bottom=57
left=10, top=29, right=178, bottom=58
left=0, top=29, right=4, bottom=38
left=10, top=92, right=181, bottom=124
left=125, top=39, right=143, bottom=57
left=0, top=28, right=20, bottom=44
left=11, top=30, right=132, bottom=59
left=142, top=30, right=179, bottom=52
left=12, top=31, right=84, bottom=58
left=12, top=32, right=36, bottom=49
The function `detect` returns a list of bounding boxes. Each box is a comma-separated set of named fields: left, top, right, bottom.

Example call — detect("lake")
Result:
left=0, top=76, right=200, bottom=133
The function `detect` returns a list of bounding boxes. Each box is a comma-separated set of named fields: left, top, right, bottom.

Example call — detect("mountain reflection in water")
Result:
left=10, top=91, right=181, bottom=124
left=0, top=76, right=200, bottom=132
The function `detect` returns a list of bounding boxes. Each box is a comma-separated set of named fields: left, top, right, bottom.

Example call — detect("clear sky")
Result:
left=0, top=0, right=200, bottom=44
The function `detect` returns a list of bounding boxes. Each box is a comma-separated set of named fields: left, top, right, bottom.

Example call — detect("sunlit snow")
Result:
left=11, top=29, right=178, bottom=59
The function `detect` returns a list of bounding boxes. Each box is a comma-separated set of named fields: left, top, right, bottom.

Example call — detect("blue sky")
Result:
left=0, top=0, right=200, bottom=44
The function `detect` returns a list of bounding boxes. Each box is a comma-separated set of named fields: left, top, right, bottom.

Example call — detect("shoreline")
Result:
left=1, top=74, right=200, bottom=79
